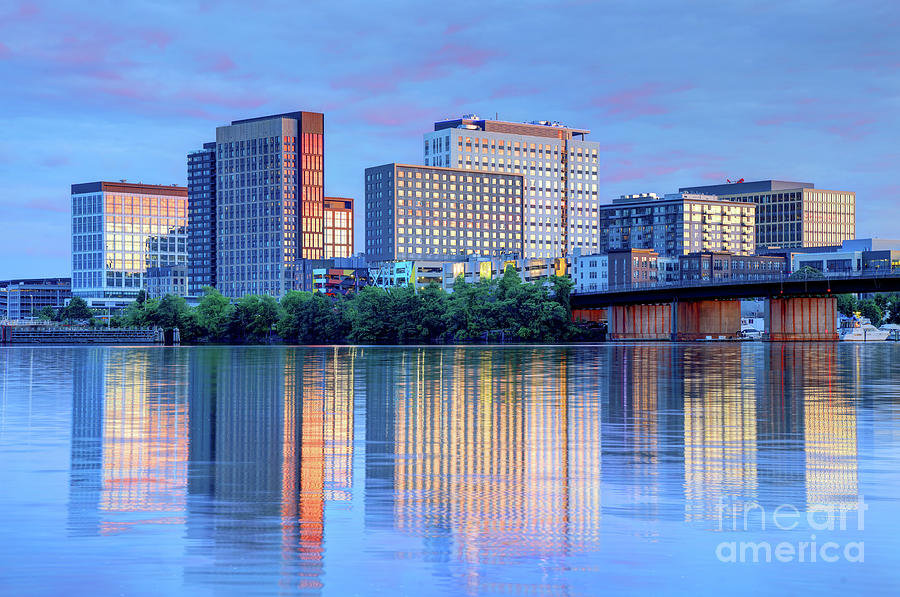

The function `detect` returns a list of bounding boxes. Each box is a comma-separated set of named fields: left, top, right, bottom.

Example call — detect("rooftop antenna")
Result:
left=119, top=179, right=127, bottom=183
left=495, top=111, right=498, bottom=120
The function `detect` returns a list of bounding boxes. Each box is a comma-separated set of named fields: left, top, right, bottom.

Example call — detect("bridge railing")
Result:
left=573, top=268, right=900, bottom=295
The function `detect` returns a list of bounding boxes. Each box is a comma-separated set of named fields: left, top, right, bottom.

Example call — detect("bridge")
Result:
left=571, top=270, right=900, bottom=341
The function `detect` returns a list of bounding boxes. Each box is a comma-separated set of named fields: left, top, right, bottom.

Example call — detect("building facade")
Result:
left=71, top=182, right=188, bottom=308
left=608, top=249, right=659, bottom=290
left=187, top=142, right=217, bottom=295
left=599, top=192, right=756, bottom=257
left=679, top=252, right=786, bottom=282
left=324, top=197, right=353, bottom=258
left=441, top=255, right=556, bottom=291
left=423, top=116, right=601, bottom=259
left=364, top=163, right=524, bottom=263
left=145, top=265, right=189, bottom=299
left=678, top=180, right=855, bottom=249
left=571, top=254, right=609, bottom=294
left=215, top=111, right=324, bottom=298
left=0, top=278, right=72, bottom=320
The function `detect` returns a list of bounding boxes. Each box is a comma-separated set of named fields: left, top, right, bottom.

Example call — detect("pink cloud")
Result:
left=330, top=43, right=501, bottom=96
left=175, top=88, right=267, bottom=110
left=0, top=41, right=11, bottom=59
left=0, top=1, right=39, bottom=26
left=593, top=83, right=692, bottom=120
left=198, top=52, right=236, bottom=73
left=139, top=28, right=173, bottom=50
left=41, top=155, right=70, bottom=167
left=756, top=105, right=876, bottom=141
left=444, top=23, right=467, bottom=36
left=598, top=150, right=723, bottom=184
left=489, top=84, right=540, bottom=100
left=24, top=198, right=68, bottom=214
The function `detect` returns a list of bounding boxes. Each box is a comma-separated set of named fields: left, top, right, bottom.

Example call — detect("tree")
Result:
left=836, top=294, right=857, bottom=317
left=228, top=295, right=281, bottom=343
left=195, top=287, right=233, bottom=341
left=344, top=286, right=402, bottom=344
left=59, top=296, right=94, bottom=321
left=860, top=299, right=883, bottom=327
left=789, top=266, right=824, bottom=280
left=36, top=305, right=57, bottom=321
left=278, top=291, right=345, bottom=344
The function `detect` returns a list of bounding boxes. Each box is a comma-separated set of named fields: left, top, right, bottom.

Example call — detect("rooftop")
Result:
left=433, top=114, right=590, bottom=139
left=71, top=181, right=188, bottom=196
left=678, top=180, right=815, bottom=195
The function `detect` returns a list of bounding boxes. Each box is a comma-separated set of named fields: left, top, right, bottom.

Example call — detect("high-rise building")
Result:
left=678, top=180, right=855, bottom=249
left=364, top=163, right=523, bottom=263
left=187, top=142, right=217, bottom=295
left=0, top=278, right=71, bottom=320
left=324, top=197, right=354, bottom=259
left=599, top=192, right=756, bottom=257
left=215, top=111, right=324, bottom=298
left=71, top=181, right=188, bottom=309
left=423, top=115, right=601, bottom=259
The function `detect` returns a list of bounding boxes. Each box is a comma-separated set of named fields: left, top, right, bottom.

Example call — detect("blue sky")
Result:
left=0, top=0, right=898, bottom=279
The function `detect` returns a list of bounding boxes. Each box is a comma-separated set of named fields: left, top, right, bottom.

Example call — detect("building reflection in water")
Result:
left=65, top=343, right=864, bottom=594
left=68, top=347, right=189, bottom=536
left=370, top=347, right=602, bottom=595
left=184, top=347, right=356, bottom=595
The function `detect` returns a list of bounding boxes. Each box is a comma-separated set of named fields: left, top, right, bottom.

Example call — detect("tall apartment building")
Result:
left=187, top=142, right=217, bottom=295
left=423, top=115, right=601, bottom=259
left=71, top=181, right=188, bottom=308
left=215, top=111, right=324, bottom=298
left=599, top=192, right=756, bottom=257
left=678, top=180, right=855, bottom=249
left=364, top=163, right=523, bottom=263
left=324, top=197, right=354, bottom=258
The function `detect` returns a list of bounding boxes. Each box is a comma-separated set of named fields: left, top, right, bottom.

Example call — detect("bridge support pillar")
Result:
left=674, top=299, right=741, bottom=341
left=765, top=296, right=838, bottom=341
left=609, top=304, right=672, bottom=340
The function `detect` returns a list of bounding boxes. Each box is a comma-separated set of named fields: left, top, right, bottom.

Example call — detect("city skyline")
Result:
left=1, top=0, right=898, bottom=279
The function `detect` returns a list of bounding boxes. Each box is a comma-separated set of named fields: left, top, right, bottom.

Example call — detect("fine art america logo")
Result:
left=714, top=496, right=866, bottom=564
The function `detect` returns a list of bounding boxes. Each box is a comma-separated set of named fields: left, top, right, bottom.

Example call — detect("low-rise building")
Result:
left=790, top=238, right=900, bottom=274
left=571, top=254, right=608, bottom=294
left=313, top=266, right=372, bottom=296
left=608, top=249, right=658, bottom=291
left=0, top=278, right=72, bottom=320
left=679, top=252, right=786, bottom=282
left=441, top=255, right=556, bottom=291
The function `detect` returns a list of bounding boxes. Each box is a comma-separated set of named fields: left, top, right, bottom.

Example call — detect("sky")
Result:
left=0, top=0, right=898, bottom=279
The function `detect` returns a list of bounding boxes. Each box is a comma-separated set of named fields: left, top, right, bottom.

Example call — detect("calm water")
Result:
left=1, top=344, right=899, bottom=596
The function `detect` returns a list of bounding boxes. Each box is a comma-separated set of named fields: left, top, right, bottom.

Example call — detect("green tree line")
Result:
left=836, top=293, right=900, bottom=328
left=107, top=268, right=584, bottom=344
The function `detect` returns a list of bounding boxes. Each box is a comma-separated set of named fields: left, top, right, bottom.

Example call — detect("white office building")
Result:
left=423, top=115, right=601, bottom=259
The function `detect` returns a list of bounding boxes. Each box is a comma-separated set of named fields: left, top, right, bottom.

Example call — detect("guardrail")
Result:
left=573, top=269, right=900, bottom=296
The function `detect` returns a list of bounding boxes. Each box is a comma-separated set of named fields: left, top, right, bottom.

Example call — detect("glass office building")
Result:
left=215, top=111, right=324, bottom=298
left=71, top=181, right=188, bottom=308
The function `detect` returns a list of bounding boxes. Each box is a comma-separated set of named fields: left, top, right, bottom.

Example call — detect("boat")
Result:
left=839, top=316, right=889, bottom=342
left=880, top=323, right=900, bottom=341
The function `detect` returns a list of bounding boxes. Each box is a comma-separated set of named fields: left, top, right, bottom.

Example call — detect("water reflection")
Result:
left=49, top=343, right=897, bottom=595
